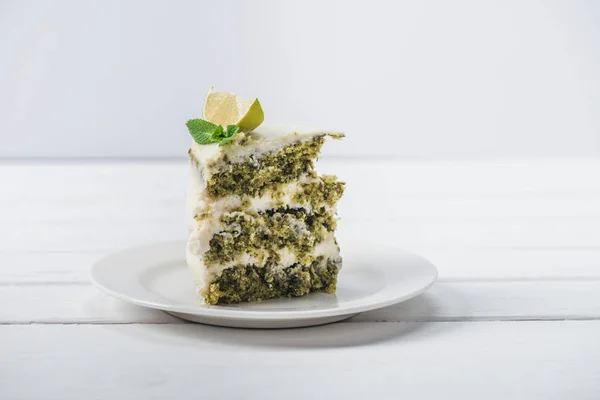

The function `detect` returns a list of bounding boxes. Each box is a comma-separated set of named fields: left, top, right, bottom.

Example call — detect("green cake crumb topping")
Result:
left=204, top=208, right=337, bottom=265
left=205, top=257, right=341, bottom=304
left=206, top=136, right=325, bottom=198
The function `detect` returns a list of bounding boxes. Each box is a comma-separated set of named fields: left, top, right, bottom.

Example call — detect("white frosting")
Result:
left=252, top=124, right=343, bottom=138
left=185, top=158, right=207, bottom=231
left=277, top=247, right=297, bottom=267
left=313, top=232, right=340, bottom=259
left=189, top=124, right=343, bottom=177
left=186, top=218, right=225, bottom=273
left=248, top=196, right=272, bottom=211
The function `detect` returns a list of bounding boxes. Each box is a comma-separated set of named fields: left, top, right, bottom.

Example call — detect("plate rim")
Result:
left=90, top=241, right=438, bottom=321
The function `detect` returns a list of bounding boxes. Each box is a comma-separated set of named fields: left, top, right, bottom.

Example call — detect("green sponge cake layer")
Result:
left=205, top=208, right=337, bottom=265
left=206, top=257, right=341, bottom=305
left=204, top=136, right=325, bottom=198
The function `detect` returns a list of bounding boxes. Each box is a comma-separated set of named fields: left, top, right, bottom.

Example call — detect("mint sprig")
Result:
left=186, top=119, right=240, bottom=146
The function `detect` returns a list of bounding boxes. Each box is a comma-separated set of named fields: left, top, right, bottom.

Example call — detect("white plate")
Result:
left=91, top=241, right=438, bottom=329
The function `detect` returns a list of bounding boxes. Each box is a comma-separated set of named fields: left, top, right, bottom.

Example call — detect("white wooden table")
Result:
left=2, top=159, right=600, bottom=399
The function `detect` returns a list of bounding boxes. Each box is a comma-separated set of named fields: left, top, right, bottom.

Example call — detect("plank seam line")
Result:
left=2, top=317, right=600, bottom=326
left=2, top=245, right=600, bottom=255
left=0, top=282, right=92, bottom=287
left=4, top=277, right=600, bottom=287
left=438, top=277, right=600, bottom=283
left=350, top=316, right=600, bottom=322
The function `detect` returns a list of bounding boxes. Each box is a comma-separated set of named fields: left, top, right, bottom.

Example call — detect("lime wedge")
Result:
left=202, top=87, right=264, bottom=132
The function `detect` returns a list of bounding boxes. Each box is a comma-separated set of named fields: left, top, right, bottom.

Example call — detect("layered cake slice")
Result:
left=185, top=89, right=345, bottom=304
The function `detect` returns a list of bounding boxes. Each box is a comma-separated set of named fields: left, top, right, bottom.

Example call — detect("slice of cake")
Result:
left=185, top=89, right=345, bottom=305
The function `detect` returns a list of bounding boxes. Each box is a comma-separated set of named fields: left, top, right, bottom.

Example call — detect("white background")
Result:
left=1, top=0, right=599, bottom=158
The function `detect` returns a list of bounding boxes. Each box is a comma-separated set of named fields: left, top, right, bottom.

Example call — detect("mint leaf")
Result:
left=211, top=125, right=226, bottom=140
left=219, top=136, right=235, bottom=146
left=226, top=125, right=239, bottom=138
left=193, top=131, right=214, bottom=144
left=215, top=125, right=240, bottom=146
left=186, top=119, right=221, bottom=144
left=186, top=119, right=241, bottom=146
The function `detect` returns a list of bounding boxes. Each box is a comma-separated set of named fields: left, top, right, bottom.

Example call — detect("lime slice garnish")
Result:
left=202, top=87, right=264, bottom=132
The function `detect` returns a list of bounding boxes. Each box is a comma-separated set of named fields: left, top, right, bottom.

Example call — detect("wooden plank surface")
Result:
left=2, top=321, right=599, bottom=400
left=1, top=281, right=600, bottom=325
left=2, top=160, right=600, bottom=399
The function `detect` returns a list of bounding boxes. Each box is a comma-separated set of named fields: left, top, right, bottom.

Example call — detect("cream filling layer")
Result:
left=186, top=172, right=335, bottom=231
left=187, top=231, right=341, bottom=298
